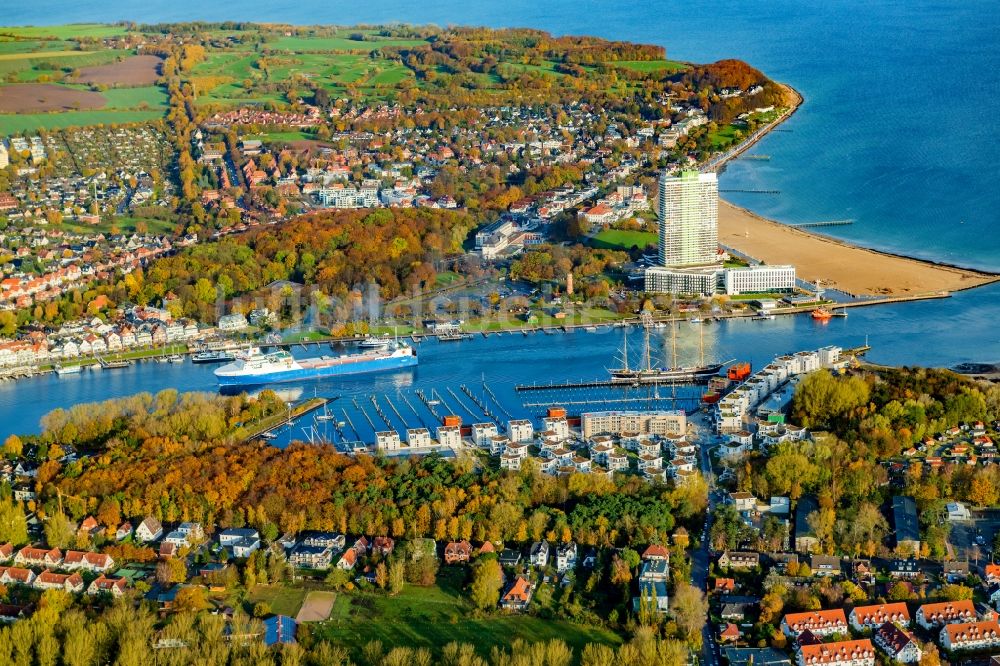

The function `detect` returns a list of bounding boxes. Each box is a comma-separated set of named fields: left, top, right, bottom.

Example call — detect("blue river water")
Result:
left=3, top=0, right=999, bottom=434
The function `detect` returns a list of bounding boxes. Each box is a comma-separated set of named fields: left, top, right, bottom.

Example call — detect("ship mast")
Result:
left=671, top=320, right=678, bottom=370
left=644, top=326, right=652, bottom=372
left=699, top=322, right=705, bottom=367
left=622, top=328, right=629, bottom=372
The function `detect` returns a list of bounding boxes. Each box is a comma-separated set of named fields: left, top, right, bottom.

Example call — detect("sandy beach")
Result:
left=718, top=200, right=999, bottom=297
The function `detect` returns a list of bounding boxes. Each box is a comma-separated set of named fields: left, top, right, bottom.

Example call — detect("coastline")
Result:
left=719, top=200, right=1000, bottom=297
left=708, top=83, right=1000, bottom=298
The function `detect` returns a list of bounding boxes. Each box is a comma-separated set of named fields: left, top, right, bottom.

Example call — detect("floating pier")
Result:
left=790, top=219, right=855, bottom=229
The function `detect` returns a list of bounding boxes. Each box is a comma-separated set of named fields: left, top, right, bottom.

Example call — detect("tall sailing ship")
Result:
left=609, top=321, right=724, bottom=385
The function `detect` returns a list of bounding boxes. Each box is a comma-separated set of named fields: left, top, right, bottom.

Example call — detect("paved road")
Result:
left=690, top=409, right=721, bottom=666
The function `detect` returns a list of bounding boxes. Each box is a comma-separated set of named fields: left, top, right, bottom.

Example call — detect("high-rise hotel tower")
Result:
left=657, top=170, right=719, bottom=267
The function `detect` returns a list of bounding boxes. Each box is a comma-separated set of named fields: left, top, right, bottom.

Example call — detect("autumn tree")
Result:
left=469, top=557, right=503, bottom=611
left=0, top=498, right=27, bottom=546
left=44, top=513, right=75, bottom=549
left=670, top=583, right=708, bottom=646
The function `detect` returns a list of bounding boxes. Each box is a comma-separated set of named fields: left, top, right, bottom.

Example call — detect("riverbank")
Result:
left=718, top=200, right=1000, bottom=297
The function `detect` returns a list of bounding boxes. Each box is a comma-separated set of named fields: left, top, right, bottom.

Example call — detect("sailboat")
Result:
left=609, top=322, right=723, bottom=385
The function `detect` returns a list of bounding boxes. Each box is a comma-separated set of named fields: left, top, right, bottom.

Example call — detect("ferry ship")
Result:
left=214, top=343, right=417, bottom=387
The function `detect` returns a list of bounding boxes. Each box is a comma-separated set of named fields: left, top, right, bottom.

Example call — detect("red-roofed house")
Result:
left=0, top=566, right=36, bottom=586
left=336, top=548, right=357, bottom=571
left=500, top=575, right=533, bottom=612
left=444, top=541, right=473, bottom=564
left=782, top=609, right=849, bottom=638
left=14, top=547, right=62, bottom=568
left=940, top=620, right=1000, bottom=651
left=849, top=603, right=911, bottom=631
left=916, top=600, right=976, bottom=629
left=33, top=571, right=84, bottom=593
left=642, top=544, right=670, bottom=561
left=87, top=575, right=127, bottom=597
left=797, top=639, right=875, bottom=666
left=62, top=550, right=114, bottom=573
left=372, top=536, right=394, bottom=556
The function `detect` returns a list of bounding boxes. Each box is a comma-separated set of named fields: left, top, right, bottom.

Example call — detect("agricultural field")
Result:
left=98, top=86, right=169, bottom=110
left=75, top=54, right=162, bottom=85
left=192, top=44, right=416, bottom=106
left=317, top=568, right=622, bottom=656
left=0, top=24, right=128, bottom=39
left=612, top=59, right=687, bottom=73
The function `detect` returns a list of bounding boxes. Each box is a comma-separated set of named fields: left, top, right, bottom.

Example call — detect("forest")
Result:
left=726, top=367, right=1000, bottom=558
left=117, top=207, right=476, bottom=323
left=21, top=391, right=706, bottom=550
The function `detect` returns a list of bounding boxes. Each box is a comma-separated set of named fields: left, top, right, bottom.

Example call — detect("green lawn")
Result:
left=0, top=109, right=163, bottom=133
left=706, top=123, right=744, bottom=150
left=247, top=130, right=317, bottom=143
left=0, top=24, right=127, bottom=40
left=246, top=584, right=307, bottom=617
left=98, top=85, right=169, bottom=110
left=434, top=271, right=463, bottom=287
left=0, top=39, right=79, bottom=55
left=611, top=59, right=687, bottom=73
left=590, top=229, right=658, bottom=251
left=0, top=49, right=122, bottom=80
left=317, top=568, right=622, bottom=657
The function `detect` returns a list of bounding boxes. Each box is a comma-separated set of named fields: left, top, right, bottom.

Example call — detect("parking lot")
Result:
left=949, top=509, right=1000, bottom=561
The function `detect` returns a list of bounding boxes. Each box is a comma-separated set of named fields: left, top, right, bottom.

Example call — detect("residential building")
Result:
left=218, top=528, right=260, bottom=558
left=288, top=544, right=333, bottom=570
left=135, top=517, right=163, bottom=542
left=0, top=567, right=36, bottom=586
left=336, top=548, right=357, bottom=571
left=642, top=544, right=670, bottom=561
left=500, top=575, right=533, bottom=611
left=940, top=620, right=1000, bottom=651
left=33, top=571, right=84, bottom=593
left=796, top=639, right=875, bottom=666
left=62, top=550, right=114, bottom=573
left=444, top=541, right=473, bottom=564
left=718, top=551, right=760, bottom=570
left=87, top=575, right=127, bottom=597
left=849, top=603, right=911, bottom=632
left=580, top=410, right=686, bottom=438
left=795, top=495, right=819, bottom=553
left=722, top=648, right=791, bottom=666
left=781, top=609, right=849, bottom=638
left=530, top=540, right=549, bottom=568
left=508, top=419, right=534, bottom=442
left=633, top=580, right=669, bottom=614
left=892, top=496, right=921, bottom=556
left=916, top=600, right=976, bottom=629
left=556, top=542, right=577, bottom=573
left=873, top=623, right=922, bottom=664
left=498, top=549, right=521, bottom=567
left=639, top=558, right=670, bottom=583
left=217, top=313, right=248, bottom=331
